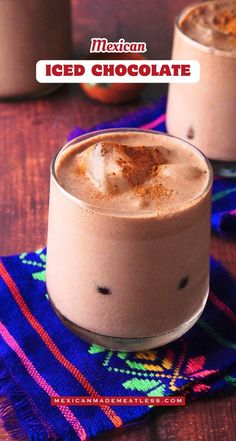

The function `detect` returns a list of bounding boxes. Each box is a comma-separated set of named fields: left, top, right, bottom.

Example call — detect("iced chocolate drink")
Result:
left=0, top=0, right=72, bottom=99
left=167, top=0, right=236, bottom=177
left=46, top=129, right=213, bottom=351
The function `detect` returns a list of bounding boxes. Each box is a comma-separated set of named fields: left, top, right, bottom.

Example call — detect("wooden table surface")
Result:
left=0, top=0, right=236, bottom=440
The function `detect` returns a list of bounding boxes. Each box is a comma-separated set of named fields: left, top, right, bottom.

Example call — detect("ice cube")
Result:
left=86, top=141, right=169, bottom=194
left=86, top=142, right=129, bottom=194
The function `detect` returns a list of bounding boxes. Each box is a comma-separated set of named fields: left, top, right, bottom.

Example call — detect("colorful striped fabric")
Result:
left=0, top=98, right=236, bottom=440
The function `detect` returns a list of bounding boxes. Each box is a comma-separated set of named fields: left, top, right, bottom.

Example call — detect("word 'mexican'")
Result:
left=90, top=38, right=147, bottom=53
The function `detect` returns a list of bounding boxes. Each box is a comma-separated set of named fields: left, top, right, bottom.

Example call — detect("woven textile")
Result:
left=0, top=97, right=236, bottom=440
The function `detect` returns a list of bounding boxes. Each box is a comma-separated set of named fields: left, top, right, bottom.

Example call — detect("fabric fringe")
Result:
left=0, top=397, right=27, bottom=441
left=183, top=361, right=236, bottom=399
left=0, top=357, right=57, bottom=441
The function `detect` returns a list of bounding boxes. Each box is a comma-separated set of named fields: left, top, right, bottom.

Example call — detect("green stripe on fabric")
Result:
left=199, top=319, right=236, bottom=349
left=224, top=375, right=236, bottom=386
left=212, top=188, right=236, bottom=202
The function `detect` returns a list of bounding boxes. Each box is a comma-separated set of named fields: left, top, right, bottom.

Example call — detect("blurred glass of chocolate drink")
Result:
left=0, top=0, right=72, bottom=99
left=46, top=129, right=213, bottom=351
left=167, top=0, right=236, bottom=177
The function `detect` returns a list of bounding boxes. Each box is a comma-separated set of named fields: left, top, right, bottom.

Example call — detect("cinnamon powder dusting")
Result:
left=136, top=164, right=173, bottom=203
left=136, top=183, right=173, bottom=202
left=72, top=141, right=172, bottom=206
left=213, top=9, right=236, bottom=35
left=114, top=143, right=166, bottom=185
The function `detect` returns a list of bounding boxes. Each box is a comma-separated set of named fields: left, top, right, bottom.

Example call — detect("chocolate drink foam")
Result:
left=56, top=131, right=209, bottom=214
left=180, top=0, right=236, bottom=52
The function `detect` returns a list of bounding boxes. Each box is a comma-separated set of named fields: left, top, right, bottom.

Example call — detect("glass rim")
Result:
left=50, top=128, right=213, bottom=218
left=175, top=0, right=236, bottom=58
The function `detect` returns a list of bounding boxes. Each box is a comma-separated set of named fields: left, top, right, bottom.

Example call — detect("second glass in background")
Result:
left=166, top=0, right=236, bottom=177
left=0, top=0, right=72, bottom=99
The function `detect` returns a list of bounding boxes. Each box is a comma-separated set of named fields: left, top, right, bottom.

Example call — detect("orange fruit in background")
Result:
left=80, top=53, right=146, bottom=104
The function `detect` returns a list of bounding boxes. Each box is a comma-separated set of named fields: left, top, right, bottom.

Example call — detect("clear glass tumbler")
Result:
left=167, top=1, right=236, bottom=177
left=46, top=129, right=213, bottom=351
left=0, top=0, right=72, bottom=99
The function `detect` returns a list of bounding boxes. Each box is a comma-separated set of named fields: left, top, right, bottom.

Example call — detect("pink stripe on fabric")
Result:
left=0, top=261, right=122, bottom=428
left=209, top=291, right=236, bottom=324
left=140, top=113, right=166, bottom=130
left=0, top=321, right=87, bottom=441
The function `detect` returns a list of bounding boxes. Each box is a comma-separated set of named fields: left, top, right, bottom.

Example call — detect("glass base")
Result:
left=210, top=159, right=236, bottom=178
left=49, top=295, right=208, bottom=352
left=0, top=84, right=62, bottom=101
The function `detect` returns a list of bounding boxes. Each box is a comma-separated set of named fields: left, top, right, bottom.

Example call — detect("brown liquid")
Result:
left=46, top=130, right=212, bottom=350
left=0, top=0, right=72, bottom=98
left=167, top=1, right=236, bottom=163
